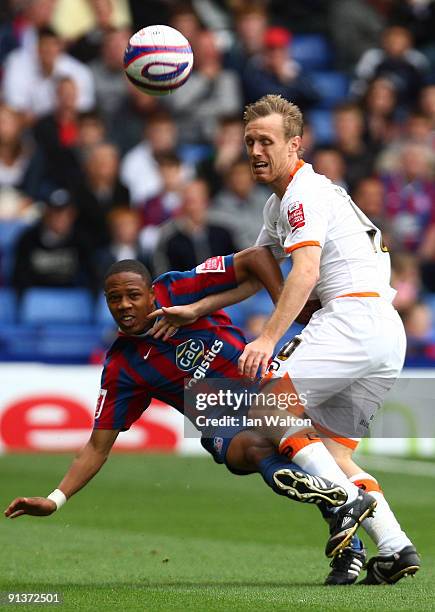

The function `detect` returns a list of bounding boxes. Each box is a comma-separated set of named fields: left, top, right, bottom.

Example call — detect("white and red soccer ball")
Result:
left=123, top=25, right=194, bottom=96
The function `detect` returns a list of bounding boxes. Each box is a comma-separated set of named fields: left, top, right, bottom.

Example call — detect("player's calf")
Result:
left=227, top=431, right=348, bottom=507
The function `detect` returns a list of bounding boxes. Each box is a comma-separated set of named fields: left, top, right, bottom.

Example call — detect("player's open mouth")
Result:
left=120, top=315, right=136, bottom=327
left=253, top=162, right=268, bottom=170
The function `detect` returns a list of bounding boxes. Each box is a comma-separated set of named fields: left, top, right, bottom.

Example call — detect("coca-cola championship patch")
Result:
left=288, top=201, right=305, bottom=232
left=95, top=388, right=107, bottom=419
left=196, top=256, right=226, bottom=273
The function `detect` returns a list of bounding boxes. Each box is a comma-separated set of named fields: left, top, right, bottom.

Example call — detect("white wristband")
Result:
left=47, top=489, right=67, bottom=510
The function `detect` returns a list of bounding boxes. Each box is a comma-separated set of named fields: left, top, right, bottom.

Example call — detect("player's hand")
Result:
left=146, top=305, right=199, bottom=340
left=238, top=336, right=275, bottom=380
left=4, top=496, right=57, bottom=519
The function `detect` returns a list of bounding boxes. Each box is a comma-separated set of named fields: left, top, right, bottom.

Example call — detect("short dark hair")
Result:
left=37, top=26, right=58, bottom=40
left=104, top=260, right=152, bottom=286
left=154, top=151, right=181, bottom=166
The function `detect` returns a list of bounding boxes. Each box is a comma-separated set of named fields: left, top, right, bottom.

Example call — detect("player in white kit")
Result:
left=239, top=95, right=420, bottom=585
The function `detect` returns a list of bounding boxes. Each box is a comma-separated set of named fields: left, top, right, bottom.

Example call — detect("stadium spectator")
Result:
left=328, top=0, right=386, bottom=71
left=312, top=147, right=347, bottom=190
left=129, top=0, right=171, bottom=31
left=403, top=301, right=435, bottom=358
left=67, top=0, right=118, bottom=63
left=168, top=2, right=203, bottom=54
left=153, top=178, right=237, bottom=275
left=0, top=189, right=36, bottom=221
left=361, top=77, right=400, bottom=149
left=241, top=26, right=319, bottom=109
left=333, top=103, right=376, bottom=191
left=12, top=188, right=97, bottom=294
left=2, top=26, right=95, bottom=121
left=352, top=176, right=390, bottom=239
left=420, top=83, right=435, bottom=129
left=213, top=157, right=269, bottom=249
left=195, top=114, right=245, bottom=196
left=89, top=27, right=131, bottom=123
left=389, top=0, right=435, bottom=56
left=95, top=207, right=152, bottom=283
left=381, top=143, right=435, bottom=254
left=120, top=110, right=179, bottom=205
left=33, top=76, right=82, bottom=191
left=0, top=0, right=57, bottom=61
left=51, top=0, right=131, bottom=41
left=162, top=29, right=242, bottom=144
left=74, top=142, right=130, bottom=247
left=376, top=110, right=435, bottom=173
left=76, top=110, right=107, bottom=151
left=391, top=253, right=421, bottom=315
left=224, top=4, right=268, bottom=73
left=109, top=82, right=159, bottom=155
left=0, top=103, right=47, bottom=202
left=353, top=25, right=429, bottom=108
left=404, top=111, right=435, bottom=145
left=138, top=152, right=185, bottom=259
left=268, top=0, right=329, bottom=34
left=140, top=152, right=184, bottom=228
left=419, top=228, right=435, bottom=294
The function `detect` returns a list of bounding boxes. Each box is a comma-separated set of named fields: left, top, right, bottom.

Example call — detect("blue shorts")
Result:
left=199, top=400, right=254, bottom=475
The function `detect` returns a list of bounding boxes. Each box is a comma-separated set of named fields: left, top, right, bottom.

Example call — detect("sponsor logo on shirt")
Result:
left=184, top=339, right=224, bottom=388
left=176, top=339, right=205, bottom=371
left=196, top=256, right=226, bottom=273
left=95, top=388, right=107, bottom=419
left=288, top=201, right=305, bottom=232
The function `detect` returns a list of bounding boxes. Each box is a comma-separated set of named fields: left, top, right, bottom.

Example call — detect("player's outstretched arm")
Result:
left=239, top=245, right=321, bottom=378
left=147, top=247, right=284, bottom=339
left=4, top=429, right=119, bottom=519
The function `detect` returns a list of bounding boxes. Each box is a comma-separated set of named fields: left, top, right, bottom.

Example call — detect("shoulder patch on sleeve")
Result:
left=288, top=201, right=305, bottom=232
left=196, top=256, right=226, bottom=273
left=95, top=388, right=107, bottom=419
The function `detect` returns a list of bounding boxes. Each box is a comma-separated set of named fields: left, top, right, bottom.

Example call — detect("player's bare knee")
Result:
left=244, top=439, right=275, bottom=467
left=323, top=438, right=353, bottom=470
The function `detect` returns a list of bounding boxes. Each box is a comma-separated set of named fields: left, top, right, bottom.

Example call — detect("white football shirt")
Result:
left=256, top=161, right=396, bottom=305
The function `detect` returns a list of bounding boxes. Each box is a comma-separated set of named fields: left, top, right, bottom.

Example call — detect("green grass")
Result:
left=1, top=454, right=433, bottom=611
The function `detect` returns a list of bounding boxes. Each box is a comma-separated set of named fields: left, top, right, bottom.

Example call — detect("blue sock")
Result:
left=350, top=535, right=364, bottom=551
left=318, top=501, right=335, bottom=523
left=258, top=453, right=307, bottom=498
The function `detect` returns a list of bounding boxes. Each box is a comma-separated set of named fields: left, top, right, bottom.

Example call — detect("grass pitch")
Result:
left=1, top=453, right=434, bottom=611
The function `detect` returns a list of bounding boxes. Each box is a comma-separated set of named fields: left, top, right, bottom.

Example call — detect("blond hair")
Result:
left=243, top=94, right=304, bottom=139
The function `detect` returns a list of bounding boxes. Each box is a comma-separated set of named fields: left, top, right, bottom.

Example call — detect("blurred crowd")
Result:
left=1, top=0, right=435, bottom=363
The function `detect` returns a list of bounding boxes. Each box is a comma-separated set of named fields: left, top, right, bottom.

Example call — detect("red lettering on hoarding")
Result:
left=0, top=395, right=92, bottom=451
left=0, top=395, right=179, bottom=452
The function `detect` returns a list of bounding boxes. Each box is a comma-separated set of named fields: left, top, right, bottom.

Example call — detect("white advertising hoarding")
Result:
left=0, top=364, right=433, bottom=456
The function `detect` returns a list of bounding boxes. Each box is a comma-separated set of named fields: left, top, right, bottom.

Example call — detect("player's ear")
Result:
left=149, top=286, right=156, bottom=307
left=288, top=136, right=301, bottom=154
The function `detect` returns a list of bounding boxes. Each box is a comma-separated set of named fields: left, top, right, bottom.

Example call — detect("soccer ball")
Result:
left=123, top=25, right=194, bottom=96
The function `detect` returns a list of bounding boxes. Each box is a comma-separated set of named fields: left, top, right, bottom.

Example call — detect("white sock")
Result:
left=292, top=441, right=360, bottom=505
left=350, top=473, right=412, bottom=555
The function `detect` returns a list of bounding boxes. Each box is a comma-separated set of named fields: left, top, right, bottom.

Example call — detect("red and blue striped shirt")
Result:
left=94, top=255, right=246, bottom=431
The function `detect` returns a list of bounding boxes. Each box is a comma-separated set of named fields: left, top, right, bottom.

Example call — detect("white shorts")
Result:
left=267, top=298, right=407, bottom=447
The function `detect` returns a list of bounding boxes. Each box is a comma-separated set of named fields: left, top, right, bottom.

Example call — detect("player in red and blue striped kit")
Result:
left=95, top=254, right=246, bottom=431
left=5, top=247, right=352, bottom=571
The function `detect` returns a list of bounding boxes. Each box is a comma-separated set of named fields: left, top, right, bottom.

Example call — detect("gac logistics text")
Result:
left=195, top=414, right=313, bottom=428
left=194, top=390, right=308, bottom=411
